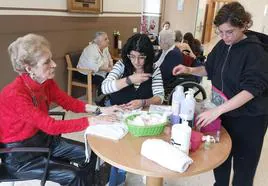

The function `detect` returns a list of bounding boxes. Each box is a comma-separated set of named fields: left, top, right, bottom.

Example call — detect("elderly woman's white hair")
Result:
left=8, top=33, right=50, bottom=74
left=158, top=29, right=175, bottom=50
left=93, top=31, right=107, bottom=44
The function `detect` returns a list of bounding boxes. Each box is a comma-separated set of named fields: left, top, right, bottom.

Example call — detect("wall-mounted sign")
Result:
left=67, top=0, right=102, bottom=14
left=177, top=0, right=185, bottom=11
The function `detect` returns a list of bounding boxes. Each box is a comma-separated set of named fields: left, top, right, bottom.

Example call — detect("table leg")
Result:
left=146, top=176, right=163, bottom=186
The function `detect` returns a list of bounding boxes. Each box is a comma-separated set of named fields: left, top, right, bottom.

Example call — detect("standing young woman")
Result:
left=173, top=2, right=268, bottom=186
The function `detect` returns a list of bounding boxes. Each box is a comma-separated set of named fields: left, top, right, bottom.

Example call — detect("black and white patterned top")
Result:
left=101, top=60, right=165, bottom=102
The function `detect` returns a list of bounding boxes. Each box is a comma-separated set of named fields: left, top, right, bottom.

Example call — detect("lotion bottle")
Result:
left=171, top=120, right=192, bottom=155
left=171, top=85, right=184, bottom=125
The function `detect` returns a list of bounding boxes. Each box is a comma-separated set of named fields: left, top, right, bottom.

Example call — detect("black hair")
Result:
left=183, top=32, right=194, bottom=46
left=121, top=33, right=154, bottom=74
left=162, top=21, right=170, bottom=28
left=214, top=1, right=252, bottom=29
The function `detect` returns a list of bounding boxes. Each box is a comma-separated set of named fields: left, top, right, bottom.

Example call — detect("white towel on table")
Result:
left=84, top=123, right=128, bottom=162
left=141, top=139, right=193, bottom=173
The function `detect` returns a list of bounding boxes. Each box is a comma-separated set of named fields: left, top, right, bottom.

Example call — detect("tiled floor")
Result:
left=2, top=36, right=268, bottom=186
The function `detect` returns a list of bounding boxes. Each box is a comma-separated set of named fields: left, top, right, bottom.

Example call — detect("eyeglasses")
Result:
left=215, top=28, right=236, bottom=38
left=127, top=54, right=147, bottom=61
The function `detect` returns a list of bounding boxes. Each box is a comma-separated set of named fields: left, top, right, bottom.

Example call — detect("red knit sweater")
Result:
left=0, top=74, right=89, bottom=143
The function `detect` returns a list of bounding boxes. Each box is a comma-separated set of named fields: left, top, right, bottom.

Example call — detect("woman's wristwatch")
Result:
left=93, top=106, right=102, bottom=115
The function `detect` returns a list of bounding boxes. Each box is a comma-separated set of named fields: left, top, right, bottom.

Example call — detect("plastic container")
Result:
left=171, top=85, right=185, bottom=125
left=180, top=89, right=196, bottom=128
left=171, top=120, right=192, bottom=155
left=124, top=113, right=167, bottom=137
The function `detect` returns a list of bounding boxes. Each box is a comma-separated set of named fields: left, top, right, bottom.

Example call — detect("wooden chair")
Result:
left=65, top=52, right=94, bottom=104
left=0, top=112, right=65, bottom=186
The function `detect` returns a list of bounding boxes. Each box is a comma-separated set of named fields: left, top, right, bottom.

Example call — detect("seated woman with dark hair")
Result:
left=156, top=29, right=184, bottom=86
left=101, top=33, right=165, bottom=185
left=183, top=32, right=203, bottom=57
left=175, top=30, right=196, bottom=59
left=101, top=33, right=164, bottom=110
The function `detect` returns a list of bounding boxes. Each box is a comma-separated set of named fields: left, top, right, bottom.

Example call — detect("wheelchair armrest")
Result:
left=0, top=147, right=50, bottom=154
left=49, top=111, right=66, bottom=120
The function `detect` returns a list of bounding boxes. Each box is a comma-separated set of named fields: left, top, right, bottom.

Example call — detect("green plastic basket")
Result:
left=124, top=113, right=167, bottom=137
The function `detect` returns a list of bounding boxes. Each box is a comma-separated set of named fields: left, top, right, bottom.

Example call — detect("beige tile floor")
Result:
left=2, top=36, right=268, bottom=186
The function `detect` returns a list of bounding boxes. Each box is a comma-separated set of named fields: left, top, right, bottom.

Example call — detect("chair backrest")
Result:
left=65, top=51, right=82, bottom=69
left=0, top=111, right=65, bottom=185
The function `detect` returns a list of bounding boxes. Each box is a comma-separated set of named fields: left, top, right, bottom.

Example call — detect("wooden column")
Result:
left=204, top=0, right=216, bottom=43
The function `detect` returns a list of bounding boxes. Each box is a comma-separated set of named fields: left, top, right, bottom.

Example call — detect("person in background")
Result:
left=173, top=2, right=268, bottom=186
left=77, top=31, right=113, bottom=87
left=0, top=33, right=121, bottom=186
left=101, top=33, right=164, bottom=186
left=183, top=32, right=203, bottom=57
left=155, top=29, right=183, bottom=85
left=175, top=30, right=196, bottom=59
left=162, top=21, right=171, bottom=30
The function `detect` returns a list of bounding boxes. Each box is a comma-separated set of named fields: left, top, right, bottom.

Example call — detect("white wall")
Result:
left=0, top=0, right=66, bottom=9
left=103, top=0, right=141, bottom=13
left=238, top=0, right=268, bottom=33
left=163, top=0, right=199, bottom=34
left=143, top=0, right=161, bottom=14
left=0, top=0, right=142, bottom=16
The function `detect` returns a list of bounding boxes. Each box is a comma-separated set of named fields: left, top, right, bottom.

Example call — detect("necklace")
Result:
left=22, top=75, right=49, bottom=110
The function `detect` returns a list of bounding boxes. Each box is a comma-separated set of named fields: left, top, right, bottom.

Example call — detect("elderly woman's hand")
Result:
left=129, top=73, right=151, bottom=84
left=195, top=107, right=222, bottom=130
left=100, top=105, right=123, bottom=114
left=88, top=114, right=119, bottom=126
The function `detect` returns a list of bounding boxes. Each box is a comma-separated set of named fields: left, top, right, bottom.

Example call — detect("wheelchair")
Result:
left=163, top=56, right=207, bottom=105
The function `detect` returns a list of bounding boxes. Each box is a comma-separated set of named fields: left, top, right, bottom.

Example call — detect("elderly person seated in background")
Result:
left=0, top=33, right=120, bottom=186
left=155, top=29, right=184, bottom=86
left=175, top=30, right=196, bottom=59
left=183, top=32, right=203, bottom=58
left=101, top=33, right=164, bottom=186
left=162, top=21, right=171, bottom=30
left=77, top=31, right=113, bottom=87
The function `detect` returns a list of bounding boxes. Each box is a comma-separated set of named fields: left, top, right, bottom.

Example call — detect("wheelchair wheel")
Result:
left=167, top=81, right=207, bottom=105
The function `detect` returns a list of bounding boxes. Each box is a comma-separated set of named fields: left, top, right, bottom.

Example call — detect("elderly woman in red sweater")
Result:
left=0, top=33, right=120, bottom=186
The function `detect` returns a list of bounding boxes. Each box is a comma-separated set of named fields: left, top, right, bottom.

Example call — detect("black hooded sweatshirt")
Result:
left=205, top=32, right=268, bottom=117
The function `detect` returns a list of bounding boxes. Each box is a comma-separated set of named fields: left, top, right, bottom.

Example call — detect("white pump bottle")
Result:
left=171, top=119, right=192, bottom=155
left=171, top=85, right=185, bottom=125
left=180, top=89, right=196, bottom=128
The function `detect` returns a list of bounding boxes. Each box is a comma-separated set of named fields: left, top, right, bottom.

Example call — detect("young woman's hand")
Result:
left=129, top=73, right=151, bottom=84
left=195, top=107, right=222, bottom=129
left=172, top=64, right=191, bottom=76
left=121, top=99, right=143, bottom=110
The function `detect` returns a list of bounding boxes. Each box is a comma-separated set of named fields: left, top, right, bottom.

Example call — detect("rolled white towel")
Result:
left=141, top=139, right=193, bottom=173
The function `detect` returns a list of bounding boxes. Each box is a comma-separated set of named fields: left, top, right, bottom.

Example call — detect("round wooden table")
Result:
left=87, top=127, right=231, bottom=186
